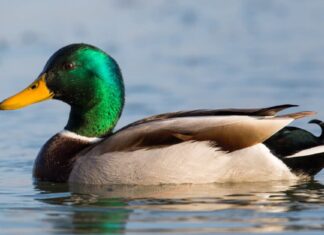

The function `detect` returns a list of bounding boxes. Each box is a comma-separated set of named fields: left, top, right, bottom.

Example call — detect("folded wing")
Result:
left=93, top=105, right=314, bottom=153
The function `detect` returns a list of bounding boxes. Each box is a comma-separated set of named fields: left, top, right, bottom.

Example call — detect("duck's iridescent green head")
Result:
left=0, top=43, right=125, bottom=137
left=44, top=44, right=124, bottom=108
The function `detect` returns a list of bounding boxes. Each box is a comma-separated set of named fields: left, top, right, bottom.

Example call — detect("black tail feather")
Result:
left=309, top=119, right=324, bottom=141
left=265, top=121, right=324, bottom=177
left=282, top=153, right=324, bottom=176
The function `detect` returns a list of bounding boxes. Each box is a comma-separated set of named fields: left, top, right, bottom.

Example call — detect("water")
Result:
left=0, top=0, right=324, bottom=234
left=1, top=182, right=324, bottom=234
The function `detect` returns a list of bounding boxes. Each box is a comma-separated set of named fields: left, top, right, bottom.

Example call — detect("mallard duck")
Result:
left=0, top=43, right=323, bottom=185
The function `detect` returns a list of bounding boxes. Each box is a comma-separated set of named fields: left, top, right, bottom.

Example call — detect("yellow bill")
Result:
left=0, top=73, right=54, bottom=110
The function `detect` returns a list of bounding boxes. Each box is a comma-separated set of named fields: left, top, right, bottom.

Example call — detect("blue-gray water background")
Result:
left=0, top=0, right=324, bottom=234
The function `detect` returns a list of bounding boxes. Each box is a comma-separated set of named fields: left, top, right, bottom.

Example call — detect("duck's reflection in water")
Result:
left=34, top=180, right=324, bottom=234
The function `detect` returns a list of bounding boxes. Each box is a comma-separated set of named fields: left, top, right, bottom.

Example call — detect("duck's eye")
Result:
left=63, top=62, right=75, bottom=70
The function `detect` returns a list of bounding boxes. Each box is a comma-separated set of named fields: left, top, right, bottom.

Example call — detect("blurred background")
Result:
left=1, top=0, right=324, bottom=130
left=1, top=1, right=324, bottom=234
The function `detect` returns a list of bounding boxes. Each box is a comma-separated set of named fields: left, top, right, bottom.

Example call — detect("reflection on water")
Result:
left=31, top=181, right=324, bottom=234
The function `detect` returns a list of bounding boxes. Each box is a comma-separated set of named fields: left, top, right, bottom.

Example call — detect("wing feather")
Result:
left=94, top=110, right=314, bottom=152
left=118, top=104, right=298, bottom=132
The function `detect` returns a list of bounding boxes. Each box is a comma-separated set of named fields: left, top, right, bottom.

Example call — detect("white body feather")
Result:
left=69, top=142, right=297, bottom=185
left=286, top=145, right=324, bottom=158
